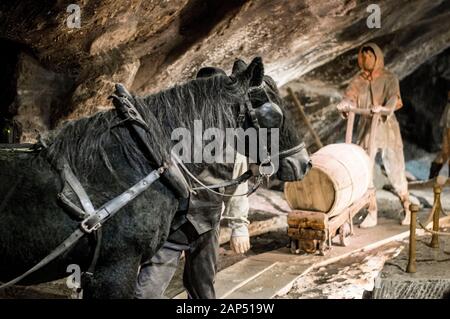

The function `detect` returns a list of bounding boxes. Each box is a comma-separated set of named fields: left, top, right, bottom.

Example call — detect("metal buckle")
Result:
left=80, top=219, right=101, bottom=234
left=259, top=160, right=275, bottom=185
left=259, top=161, right=275, bottom=176
left=80, top=215, right=102, bottom=234
left=237, top=112, right=246, bottom=127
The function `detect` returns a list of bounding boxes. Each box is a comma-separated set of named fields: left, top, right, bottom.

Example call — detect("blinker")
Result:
left=254, top=100, right=283, bottom=129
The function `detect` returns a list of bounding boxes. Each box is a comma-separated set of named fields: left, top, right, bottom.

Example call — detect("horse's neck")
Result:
left=141, top=83, right=245, bottom=181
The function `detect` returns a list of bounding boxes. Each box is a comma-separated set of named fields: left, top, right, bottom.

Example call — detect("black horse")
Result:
left=0, top=57, right=310, bottom=298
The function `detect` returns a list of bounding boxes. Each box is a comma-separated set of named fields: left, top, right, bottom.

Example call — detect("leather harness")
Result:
left=0, top=82, right=305, bottom=291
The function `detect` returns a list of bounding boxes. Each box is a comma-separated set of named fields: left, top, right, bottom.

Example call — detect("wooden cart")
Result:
left=287, top=188, right=377, bottom=254
left=285, top=109, right=379, bottom=255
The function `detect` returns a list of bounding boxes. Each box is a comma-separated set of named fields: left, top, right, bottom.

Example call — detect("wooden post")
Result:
left=431, top=183, right=441, bottom=248
left=407, top=204, right=419, bottom=273
left=368, top=113, right=380, bottom=163
left=287, top=87, right=323, bottom=149
left=345, top=112, right=355, bottom=144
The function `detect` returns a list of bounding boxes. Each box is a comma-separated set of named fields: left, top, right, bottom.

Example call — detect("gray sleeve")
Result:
left=221, top=153, right=250, bottom=236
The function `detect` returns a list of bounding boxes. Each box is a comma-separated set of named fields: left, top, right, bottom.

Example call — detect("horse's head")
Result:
left=226, top=57, right=311, bottom=182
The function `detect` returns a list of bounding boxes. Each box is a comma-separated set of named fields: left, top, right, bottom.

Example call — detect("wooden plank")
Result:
left=173, top=258, right=278, bottom=299
left=215, top=259, right=279, bottom=299
left=288, top=228, right=325, bottom=240
left=297, top=228, right=326, bottom=240
left=224, top=217, right=413, bottom=299
left=173, top=213, right=448, bottom=299
left=328, top=190, right=373, bottom=235
left=288, top=210, right=328, bottom=230
left=219, top=214, right=286, bottom=245
left=287, top=228, right=299, bottom=236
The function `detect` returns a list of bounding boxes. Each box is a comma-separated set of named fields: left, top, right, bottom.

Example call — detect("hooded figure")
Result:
left=337, top=43, right=411, bottom=227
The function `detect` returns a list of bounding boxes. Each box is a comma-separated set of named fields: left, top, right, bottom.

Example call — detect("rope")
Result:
left=417, top=221, right=450, bottom=237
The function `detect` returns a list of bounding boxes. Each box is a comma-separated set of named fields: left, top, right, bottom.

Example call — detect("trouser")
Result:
left=135, top=222, right=219, bottom=299
left=361, top=117, right=409, bottom=202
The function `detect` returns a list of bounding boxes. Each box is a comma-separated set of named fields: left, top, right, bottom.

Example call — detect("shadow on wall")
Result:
left=0, top=39, right=32, bottom=143
left=0, top=39, right=75, bottom=143
left=398, top=47, right=450, bottom=152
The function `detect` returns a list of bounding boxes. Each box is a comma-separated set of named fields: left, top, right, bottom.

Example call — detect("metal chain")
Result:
left=417, top=220, right=450, bottom=237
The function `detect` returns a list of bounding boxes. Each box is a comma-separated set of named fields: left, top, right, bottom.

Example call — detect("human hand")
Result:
left=371, top=105, right=383, bottom=114
left=336, top=100, right=352, bottom=112
left=230, top=236, right=250, bottom=254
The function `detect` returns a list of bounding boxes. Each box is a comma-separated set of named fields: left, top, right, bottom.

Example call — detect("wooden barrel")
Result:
left=284, top=143, right=371, bottom=217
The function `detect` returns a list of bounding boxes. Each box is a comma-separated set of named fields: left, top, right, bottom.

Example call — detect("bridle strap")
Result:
left=273, top=142, right=306, bottom=159
left=244, top=95, right=261, bottom=129
left=236, top=84, right=305, bottom=163
left=109, top=92, right=157, bottom=166
left=236, top=84, right=266, bottom=129
left=172, top=153, right=259, bottom=197
left=110, top=84, right=191, bottom=198
left=191, top=170, right=253, bottom=191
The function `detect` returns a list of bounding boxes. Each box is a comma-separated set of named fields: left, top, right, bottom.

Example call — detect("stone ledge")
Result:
left=372, top=235, right=450, bottom=299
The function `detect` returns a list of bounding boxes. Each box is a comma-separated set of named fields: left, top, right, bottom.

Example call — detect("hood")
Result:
left=357, top=42, right=384, bottom=75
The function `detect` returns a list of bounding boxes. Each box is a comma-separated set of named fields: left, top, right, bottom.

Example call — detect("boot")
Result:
left=360, top=208, right=377, bottom=228
left=400, top=198, right=411, bottom=226
left=429, top=161, right=443, bottom=180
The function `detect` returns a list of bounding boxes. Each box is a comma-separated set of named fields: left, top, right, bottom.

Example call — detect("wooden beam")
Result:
left=287, top=87, right=323, bottom=149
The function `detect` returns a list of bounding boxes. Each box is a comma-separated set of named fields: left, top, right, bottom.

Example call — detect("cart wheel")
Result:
left=290, top=239, right=298, bottom=254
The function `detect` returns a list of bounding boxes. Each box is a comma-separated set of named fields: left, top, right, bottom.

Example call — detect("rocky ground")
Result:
left=373, top=235, right=450, bottom=299
left=278, top=241, right=405, bottom=299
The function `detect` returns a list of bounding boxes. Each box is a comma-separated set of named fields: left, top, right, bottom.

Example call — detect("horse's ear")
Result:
left=232, top=59, right=248, bottom=75
left=196, top=66, right=226, bottom=78
left=244, top=57, right=264, bottom=87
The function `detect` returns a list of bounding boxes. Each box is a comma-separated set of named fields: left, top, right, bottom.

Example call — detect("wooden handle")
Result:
left=345, top=112, right=355, bottom=144
left=287, top=87, right=323, bottom=149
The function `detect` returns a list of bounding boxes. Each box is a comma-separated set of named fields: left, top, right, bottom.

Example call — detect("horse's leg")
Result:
left=82, top=253, right=141, bottom=299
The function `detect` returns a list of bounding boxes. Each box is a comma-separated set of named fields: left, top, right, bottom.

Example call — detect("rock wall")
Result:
left=0, top=0, right=449, bottom=143
left=397, top=48, right=450, bottom=152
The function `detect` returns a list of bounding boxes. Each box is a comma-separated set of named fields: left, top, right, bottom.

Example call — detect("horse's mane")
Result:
left=40, top=74, right=243, bottom=182
left=141, top=74, right=242, bottom=135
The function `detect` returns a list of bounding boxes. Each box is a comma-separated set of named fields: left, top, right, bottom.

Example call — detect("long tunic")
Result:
left=343, top=42, right=408, bottom=200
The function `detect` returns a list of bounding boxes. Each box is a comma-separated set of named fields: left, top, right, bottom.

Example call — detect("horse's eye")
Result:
left=249, top=90, right=269, bottom=107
